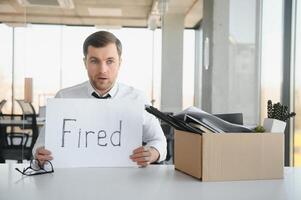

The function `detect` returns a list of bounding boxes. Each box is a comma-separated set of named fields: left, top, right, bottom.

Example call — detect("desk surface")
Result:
left=0, top=164, right=300, bottom=200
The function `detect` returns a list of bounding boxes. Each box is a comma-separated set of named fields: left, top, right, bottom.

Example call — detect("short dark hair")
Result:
left=83, top=31, right=122, bottom=58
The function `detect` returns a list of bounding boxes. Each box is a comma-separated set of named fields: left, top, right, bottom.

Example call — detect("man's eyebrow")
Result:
left=88, top=56, right=99, bottom=60
left=106, top=57, right=116, bottom=60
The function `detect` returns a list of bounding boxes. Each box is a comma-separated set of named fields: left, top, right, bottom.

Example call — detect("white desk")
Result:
left=0, top=164, right=300, bottom=200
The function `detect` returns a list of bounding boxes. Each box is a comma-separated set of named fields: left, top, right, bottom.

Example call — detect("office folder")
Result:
left=184, top=114, right=221, bottom=133
left=146, top=105, right=253, bottom=133
left=145, top=105, right=203, bottom=134
left=175, top=107, right=254, bottom=133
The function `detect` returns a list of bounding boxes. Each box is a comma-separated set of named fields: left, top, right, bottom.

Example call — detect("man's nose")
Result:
left=98, top=62, right=109, bottom=73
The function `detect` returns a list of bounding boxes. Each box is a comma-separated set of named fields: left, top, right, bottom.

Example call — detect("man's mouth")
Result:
left=97, top=77, right=108, bottom=80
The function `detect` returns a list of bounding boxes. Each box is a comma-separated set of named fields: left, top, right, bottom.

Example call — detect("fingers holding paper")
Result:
left=35, top=147, right=53, bottom=165
left=130, top=146, right=159, bottom=167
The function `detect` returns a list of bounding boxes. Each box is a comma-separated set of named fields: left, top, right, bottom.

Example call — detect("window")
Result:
left=14, top=25, right=62, bottom=112
left=228, top=0, right=258, bottom=124
left=260, top=0, right=284, bottom=122
left=294, top=0, right=301, bottom=166
left=0, top=24, right=13, bottom=113
left=183, top=29, right=195, bottom=109
left=0, top=25, right=162, bottom=113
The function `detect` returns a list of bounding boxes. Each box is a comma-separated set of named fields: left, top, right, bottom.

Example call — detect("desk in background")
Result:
left=0, top=164, right=300, bottom=200
left=0, top=118, right=44, bottom=126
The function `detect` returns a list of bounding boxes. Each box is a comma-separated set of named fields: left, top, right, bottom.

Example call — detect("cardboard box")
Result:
left=174, top=130, right=284, bottom=181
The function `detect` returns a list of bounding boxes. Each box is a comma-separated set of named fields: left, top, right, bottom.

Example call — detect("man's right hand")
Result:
left=35, top=147, right=53, bottom=164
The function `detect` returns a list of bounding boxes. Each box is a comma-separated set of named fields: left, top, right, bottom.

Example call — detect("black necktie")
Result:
left=92, top=92, right=111, bottom=99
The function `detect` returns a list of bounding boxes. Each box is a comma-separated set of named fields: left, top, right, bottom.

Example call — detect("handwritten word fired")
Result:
left=61, top=119, right=122, bottom=148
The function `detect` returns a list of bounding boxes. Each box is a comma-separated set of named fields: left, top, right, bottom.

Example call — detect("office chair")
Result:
left=0, top=99, right=7, bottom=115
left=2, top=100, right=39, bottom=163
left=0, top=99, right=7, bottom=162
left=160, top=122, right=174, bottom=163
left=159, top=112, right=174, bottom=163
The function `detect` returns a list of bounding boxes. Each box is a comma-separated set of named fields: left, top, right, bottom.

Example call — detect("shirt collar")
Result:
left=86, top=81, right=118, bottom=99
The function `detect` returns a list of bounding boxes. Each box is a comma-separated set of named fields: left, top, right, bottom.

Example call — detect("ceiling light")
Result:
left=58, top=0, right=74, bottom=9
left=17, top=0, right=74, bottom=9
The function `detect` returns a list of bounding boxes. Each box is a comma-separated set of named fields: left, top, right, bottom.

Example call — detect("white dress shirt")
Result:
left=33, top=81, right=167, bottom=162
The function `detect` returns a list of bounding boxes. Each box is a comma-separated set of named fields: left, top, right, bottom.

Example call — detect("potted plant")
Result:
left=263, top=100, right=296, bottom=133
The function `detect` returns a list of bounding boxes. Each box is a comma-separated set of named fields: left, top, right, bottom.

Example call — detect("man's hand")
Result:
left=130, top=146, right=160, bottom=167
left=35, top=147, right=53, bottom=165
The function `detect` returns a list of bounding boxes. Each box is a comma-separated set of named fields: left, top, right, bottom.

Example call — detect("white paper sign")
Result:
left=45, top=99, right=143, bottom=168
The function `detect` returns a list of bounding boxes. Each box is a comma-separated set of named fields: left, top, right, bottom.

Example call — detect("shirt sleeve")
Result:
left=141, top=95, right=167, bottom=162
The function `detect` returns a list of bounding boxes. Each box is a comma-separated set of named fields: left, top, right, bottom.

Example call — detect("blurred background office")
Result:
left=0, top=0, right=300, bottom=166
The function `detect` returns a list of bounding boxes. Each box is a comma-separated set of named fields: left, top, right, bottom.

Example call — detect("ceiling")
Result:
left=0, top=0, right=203, bottom=28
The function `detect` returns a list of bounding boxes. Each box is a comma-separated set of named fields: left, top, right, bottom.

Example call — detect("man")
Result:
left=33, top=31, right=166, bottom=167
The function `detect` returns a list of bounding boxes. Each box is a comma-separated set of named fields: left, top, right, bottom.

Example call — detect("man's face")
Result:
left=84, top=43, right=121, bottom=95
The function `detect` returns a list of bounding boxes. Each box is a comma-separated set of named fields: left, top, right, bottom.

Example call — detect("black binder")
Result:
left=145, top=105, right=203, bottom=134
left=174, top=107, right=254, bottom=133
left=146, top=105, right=254, bottom=134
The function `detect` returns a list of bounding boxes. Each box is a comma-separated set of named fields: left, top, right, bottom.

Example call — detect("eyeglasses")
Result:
left=15, top=159, right=54, bottom=176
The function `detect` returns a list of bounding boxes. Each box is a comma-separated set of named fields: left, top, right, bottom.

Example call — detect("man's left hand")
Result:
left=130, top=146, right=159, bottom=167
